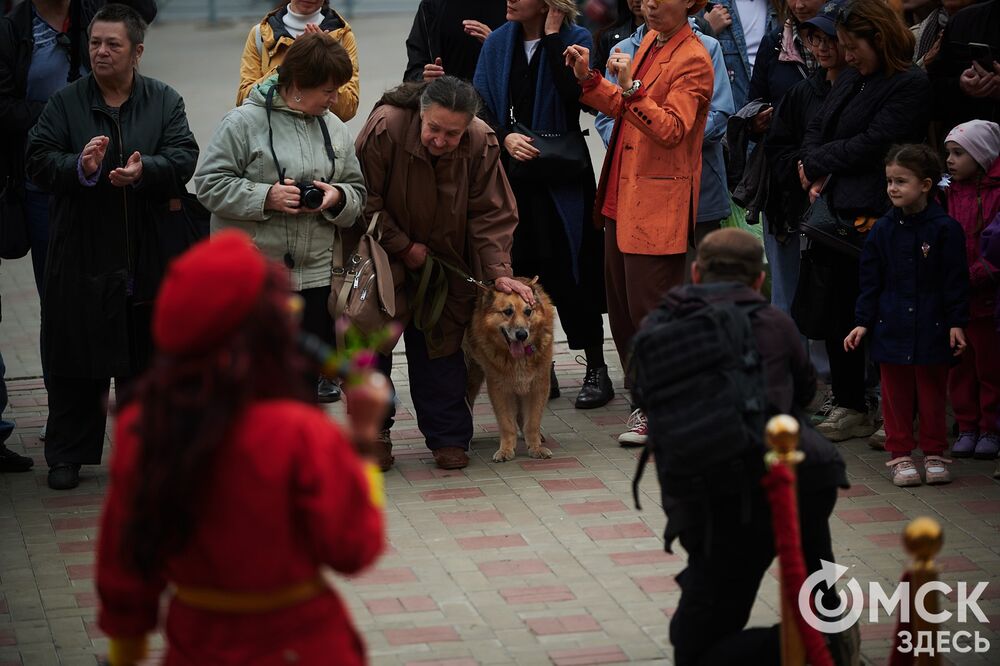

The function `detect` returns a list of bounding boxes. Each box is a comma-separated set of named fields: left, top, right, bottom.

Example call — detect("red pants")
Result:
left=948, top=317, right=1000, bottom=434
left=604, top=219, right=687, bottom=376
left=881, top=363, right=948, bottom=456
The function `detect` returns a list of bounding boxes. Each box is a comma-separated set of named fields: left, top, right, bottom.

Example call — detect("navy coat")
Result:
left=855, top=202, right=970, bottom=366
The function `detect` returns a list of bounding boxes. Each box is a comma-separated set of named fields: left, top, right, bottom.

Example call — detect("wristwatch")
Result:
left=622, top=80, right=642, bottom=98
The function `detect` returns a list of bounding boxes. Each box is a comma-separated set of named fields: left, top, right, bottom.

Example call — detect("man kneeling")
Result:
left=632, top=228, right=855, bottom=666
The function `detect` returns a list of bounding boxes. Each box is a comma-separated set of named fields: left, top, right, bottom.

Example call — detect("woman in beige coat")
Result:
left=196, top=36, right=366, bottom=403
left=355, top=76, right=531, bottom=472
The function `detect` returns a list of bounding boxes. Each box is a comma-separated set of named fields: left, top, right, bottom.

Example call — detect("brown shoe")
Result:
left=433, top=446, right=469, bottom=470
left=375, top=429, right=394, bottom=472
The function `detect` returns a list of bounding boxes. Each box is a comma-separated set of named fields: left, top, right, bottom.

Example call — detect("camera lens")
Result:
left=302, top=186, right=324, bottom=210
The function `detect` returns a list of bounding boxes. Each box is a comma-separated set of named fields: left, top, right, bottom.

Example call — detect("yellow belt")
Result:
left=172, top=574, right=328, bottom=614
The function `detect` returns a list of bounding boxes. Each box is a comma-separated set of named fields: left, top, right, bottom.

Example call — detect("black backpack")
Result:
left=630, top=286, right=768, bottom=509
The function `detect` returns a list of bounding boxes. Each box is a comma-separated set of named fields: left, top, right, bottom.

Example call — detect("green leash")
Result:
left=410, top=255, right=490, bottom=348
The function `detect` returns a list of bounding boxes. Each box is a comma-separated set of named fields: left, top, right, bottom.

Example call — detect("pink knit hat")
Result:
left=945, top=120, right=1000, bottom=172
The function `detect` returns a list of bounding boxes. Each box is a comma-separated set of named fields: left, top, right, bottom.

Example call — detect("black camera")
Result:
left=296, top=182, right=325, bottom=210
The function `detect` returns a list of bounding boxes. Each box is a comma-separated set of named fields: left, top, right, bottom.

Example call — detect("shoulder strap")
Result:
left=255, top=23, right=263, bottom=57
left=264, top=86, right=285, bottom=182
left=316, top=117, right=337, bottom=177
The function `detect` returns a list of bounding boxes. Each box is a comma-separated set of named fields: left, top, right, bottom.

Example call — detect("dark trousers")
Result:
left=0, top=351, right=13, bottom=444
left=299, top=285, right=335, bottom=347
left=511, top=184, right=605, bottom=350
left=815, top=248, right=867, bottom=411
left=378, top=324, right=472, bottom=451
left=604, top=218, right=687, bottom=375
left=44, top=374, right=136, bottom=467
left=670, top=486, right=838, bottom=666
left=25, top=187, right=49, bottom=381
left=882, top=363, right=948, bottom=456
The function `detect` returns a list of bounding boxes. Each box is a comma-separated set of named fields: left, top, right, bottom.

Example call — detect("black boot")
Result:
left=47, top=464, right=80, bottom=490
left=549, top=363, right=560, bottom=400
left=0, top=445, right=33, bottom=473
left=575, top=364, right=614, bottom=409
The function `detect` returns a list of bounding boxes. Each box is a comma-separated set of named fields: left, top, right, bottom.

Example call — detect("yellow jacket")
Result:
left=237, top=5, right=359, bottom=121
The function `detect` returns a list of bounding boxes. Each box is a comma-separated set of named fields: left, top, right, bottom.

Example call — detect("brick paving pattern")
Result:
left=2, top=15, right=999, bottom=666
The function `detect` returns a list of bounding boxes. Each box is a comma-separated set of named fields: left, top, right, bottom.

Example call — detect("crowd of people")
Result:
left=0, top=0, right=998, bottom=663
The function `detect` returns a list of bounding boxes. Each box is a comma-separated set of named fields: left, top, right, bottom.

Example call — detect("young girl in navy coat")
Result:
left=845, top=145, right=969, bottom=487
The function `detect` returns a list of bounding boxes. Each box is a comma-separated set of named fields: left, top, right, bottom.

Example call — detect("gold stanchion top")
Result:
left=904, top=517, right=943, bottom=566
left=765, top=415, right=804, bottom=466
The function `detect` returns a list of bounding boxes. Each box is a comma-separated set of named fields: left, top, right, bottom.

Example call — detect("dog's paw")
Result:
left=492, top=448, right=516, bottom=463
left=528, top=446, right=553, bottom=459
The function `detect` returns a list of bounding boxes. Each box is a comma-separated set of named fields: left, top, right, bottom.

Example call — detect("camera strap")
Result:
left=265, top=85, right=337, bottom=183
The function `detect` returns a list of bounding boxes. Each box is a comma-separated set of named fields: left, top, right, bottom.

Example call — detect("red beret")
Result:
left=153, top=230, right=268, bottom=356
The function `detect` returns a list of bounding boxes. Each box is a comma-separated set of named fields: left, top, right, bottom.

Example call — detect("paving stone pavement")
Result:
left=2, top=13, right=1000, bottom=666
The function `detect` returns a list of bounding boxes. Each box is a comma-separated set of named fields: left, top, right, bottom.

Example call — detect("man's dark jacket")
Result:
left=656, top=283, right=849, bottom=549
left=927, top=0, right=999, bottom=131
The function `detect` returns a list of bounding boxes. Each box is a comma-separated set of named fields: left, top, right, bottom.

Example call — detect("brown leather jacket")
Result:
left=354, top=103, right=517, bottom=357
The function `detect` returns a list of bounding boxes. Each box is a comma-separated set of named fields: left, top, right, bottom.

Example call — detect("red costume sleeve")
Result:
left=292, top=412, right=385, bottom=575
left=96, top=406, right=166, bottom=640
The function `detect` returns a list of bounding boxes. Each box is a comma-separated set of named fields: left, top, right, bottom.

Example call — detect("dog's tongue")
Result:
left=509, top=341, right=526, bottom=359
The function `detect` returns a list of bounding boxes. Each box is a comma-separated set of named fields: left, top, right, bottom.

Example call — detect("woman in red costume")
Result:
left=95, top=230, right=388, bottom=665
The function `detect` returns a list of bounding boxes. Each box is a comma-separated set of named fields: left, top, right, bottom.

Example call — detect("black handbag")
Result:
left=791, top=249, right=834, bottom=339
left=506, top=107, right=590, bottom=186
left=800, top=193, right=868, bottom=258
left=0, top=176, right=31, bottom=260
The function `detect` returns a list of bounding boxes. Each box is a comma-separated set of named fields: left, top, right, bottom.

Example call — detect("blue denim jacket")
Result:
left=700, top=0, right=778, bottom=109
left=595, top=21, right=735, bottom=223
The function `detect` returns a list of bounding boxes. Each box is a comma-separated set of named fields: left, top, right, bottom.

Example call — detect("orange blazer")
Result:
left=583, top=24, right=714, bottom=255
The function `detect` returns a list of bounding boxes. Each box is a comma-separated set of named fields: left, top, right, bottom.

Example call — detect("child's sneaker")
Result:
left=887, top=456, right=921, bottom=487
left=618, top=409, right=648, bottom=447
left=951, top=431, right=978, bottom=458
left=973, top=432, right=1000, bottom=460
left=923, top=455, right=952, bottom=485
left=816, top=407, right=877, bottom=442
left=869, top=425, right=886, bottom=450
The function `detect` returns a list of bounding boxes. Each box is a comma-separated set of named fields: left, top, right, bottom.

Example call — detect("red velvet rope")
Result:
left=887, top=570, right=914, bottom=666
left=761, top=462, right=835, bottom=666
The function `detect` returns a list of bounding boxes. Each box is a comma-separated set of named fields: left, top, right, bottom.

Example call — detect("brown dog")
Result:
left=465, top=277, right=554, bottom=462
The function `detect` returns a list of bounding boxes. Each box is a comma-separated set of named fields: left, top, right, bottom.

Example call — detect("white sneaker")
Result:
left=618, top=409, right=648, bottom=447
left=816, top=407, right=877, bottom=442
left=887, top=456, right=921, bottom=487
left=869, top=425, right=886, bottom=450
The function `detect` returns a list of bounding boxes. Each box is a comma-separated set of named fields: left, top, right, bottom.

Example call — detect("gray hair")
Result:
left=419, top=76, right=481, bottom=119
left=89, top=3, right=148, bottom=47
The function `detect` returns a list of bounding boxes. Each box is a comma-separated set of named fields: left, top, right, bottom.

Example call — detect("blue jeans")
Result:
left=762, top=216, right=802, bottom=315
left=0, top=351, right=14, bottom=444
